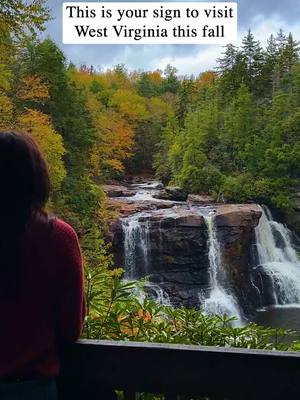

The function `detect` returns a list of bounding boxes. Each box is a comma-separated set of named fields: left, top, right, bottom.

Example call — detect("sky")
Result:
left=44, top=0, right=300, bottom=75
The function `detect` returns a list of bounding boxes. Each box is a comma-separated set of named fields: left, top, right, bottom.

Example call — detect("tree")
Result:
left=262, top=34, right=279, bottom=96
left=275, top=29, right=287, bottom=53
left=176, top=78, right=195, bottom=127
left=217, top=44, right=238, bottom=73
left=137, top=72, right=160, bottom=98
left=161, top=65, right=180, bottom=94
left=241, top=30, right=264, bottom=94
left=0, top=0, right=49, bottom=38
left=282, top=33, right=300, bottom=78
left=17, top=109, right=66, bottom=190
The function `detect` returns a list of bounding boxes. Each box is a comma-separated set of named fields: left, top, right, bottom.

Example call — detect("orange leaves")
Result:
left=116, top=308, right=153, bottom=337
left=16, top=75, right=49, bottom=102
left=196, top=70, right=217, bottom=88
left=137, top=309, right=152, bottom=322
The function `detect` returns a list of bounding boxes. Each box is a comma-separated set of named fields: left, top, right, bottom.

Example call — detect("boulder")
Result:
left=188, top=194, right=215, bottom=204
left=106, top=198, right=176, bottom=218
left=153, top=186, right=188, bottom=201
left=102, top=184, right=137, bottom=198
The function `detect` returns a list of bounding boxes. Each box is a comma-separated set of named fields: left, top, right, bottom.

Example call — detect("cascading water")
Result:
left=128, top=281, right=172, bottom=306
left=120, top=182, right=300, bottom=320
left=201, top=213, right=242, bottom=321
left=122, top=215, right=150, bottom=279
left=255, top=206, right=300, bottom=305
left=122, top=213, right=172, bottom=306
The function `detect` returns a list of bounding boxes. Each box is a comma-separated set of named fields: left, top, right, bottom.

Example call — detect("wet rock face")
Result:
left=111, top=209, right=210, bottom=308
left=214, top=205, right=262, bottom=316
left=110, top=200, right=262, bottom=313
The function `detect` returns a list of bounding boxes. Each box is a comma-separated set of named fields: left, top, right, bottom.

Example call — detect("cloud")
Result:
left=44, top=0, right=300, bottom=74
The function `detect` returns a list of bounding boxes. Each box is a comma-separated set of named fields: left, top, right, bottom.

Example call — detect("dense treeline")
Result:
left=156, top=30, right=300, bottom=213
left=0, top=2, right=179, bottom=233
left=3, top=2, right=299, bottom=222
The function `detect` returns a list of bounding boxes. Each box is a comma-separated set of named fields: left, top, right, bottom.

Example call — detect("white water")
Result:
left=132, top=181, right=163, bottom=190
left=128, top=280, right=172, bottom=306
left=119, top=180, right=182, bottom=204
left=255, top=206, right=300, bottom=304
left=144, top=282, right=172, bottom=306
left=122, top=214, right=150, bottom=279
left=201, top=214, right=242, bottom=321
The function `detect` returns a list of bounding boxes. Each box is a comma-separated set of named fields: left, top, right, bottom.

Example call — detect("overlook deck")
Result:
left=60, top=339, right=300, bottom=400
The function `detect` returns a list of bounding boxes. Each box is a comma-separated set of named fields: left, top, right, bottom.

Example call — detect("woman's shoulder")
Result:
left=51, top=218, right=80, bottom=248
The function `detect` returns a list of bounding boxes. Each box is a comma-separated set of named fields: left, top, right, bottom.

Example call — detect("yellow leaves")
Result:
left=89, top=144, right=101, bottom=176
left=16, top=75, right=49, bottom=102
left=105, top=159, right=125, bottom=173
left=69, top=68, right=94, bottom=89
left=148, top=70, right=163, bottom=85
left=147, top=97, right=174, bottom=123
left=0, top=93, right=14, bottom=129
left=86, top=93, right=135, bottom=174
left=99, top=113, right=134, bottom=173
left=109, top=89, right=148, bottom=121
left=0, top=64, right=12, bottom=91
left=17, top=109, right=66, bottom=190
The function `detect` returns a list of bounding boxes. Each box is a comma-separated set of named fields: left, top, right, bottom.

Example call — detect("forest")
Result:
left=2, top=0, right=300, bottom=355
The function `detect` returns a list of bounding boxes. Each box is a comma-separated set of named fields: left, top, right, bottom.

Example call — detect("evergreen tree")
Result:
left=275, top=29, right=287, bottom=53
left=217, top=44, right=238, bottom=73
left=176, top=78, right=195, bottom=128
left=241, top=30, right=264, bottom=94
left=261, top=34, right=279, bottom=97
left=137, top=72, right=159, bottom=98
left=283, top=33, right=300, bottom=76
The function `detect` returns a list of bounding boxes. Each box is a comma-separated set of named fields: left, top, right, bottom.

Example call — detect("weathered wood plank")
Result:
left=60, top=339, right=300, bottom=399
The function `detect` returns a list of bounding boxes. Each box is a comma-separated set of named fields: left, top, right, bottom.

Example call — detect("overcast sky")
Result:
left=44, top=0, right=300, bottom=75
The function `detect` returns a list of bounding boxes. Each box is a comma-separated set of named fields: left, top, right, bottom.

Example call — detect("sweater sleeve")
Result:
left=54, top=219, right=86, bottom=343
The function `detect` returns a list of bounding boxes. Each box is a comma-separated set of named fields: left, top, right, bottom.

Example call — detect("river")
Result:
left=255, top=305, right=300, bottom=333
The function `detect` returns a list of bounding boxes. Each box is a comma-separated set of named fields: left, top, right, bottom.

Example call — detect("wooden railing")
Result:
left=59, top=339, right=300, bottom=400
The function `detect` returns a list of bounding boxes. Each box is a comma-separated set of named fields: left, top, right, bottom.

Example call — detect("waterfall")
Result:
left=128, top=280, right=172, bottom=306
left=254, top=206, right=300, bottom=305
left=144, top=282, right=172, bottom=306
left=122, top=215, right=150, bottom=279
left=122, top=214, right=171, bottom=306
left=201, top=214, right=242, bottom=320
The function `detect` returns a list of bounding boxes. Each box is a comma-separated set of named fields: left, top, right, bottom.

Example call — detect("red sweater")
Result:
left=0, top=218, right=85, bottom=379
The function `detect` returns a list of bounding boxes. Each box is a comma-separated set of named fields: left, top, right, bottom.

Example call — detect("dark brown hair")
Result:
left=0, top=131, right=50, bottom=277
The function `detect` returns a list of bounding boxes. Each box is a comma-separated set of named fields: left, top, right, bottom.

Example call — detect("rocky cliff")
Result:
left=106, top=182, right=262, bottom=316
